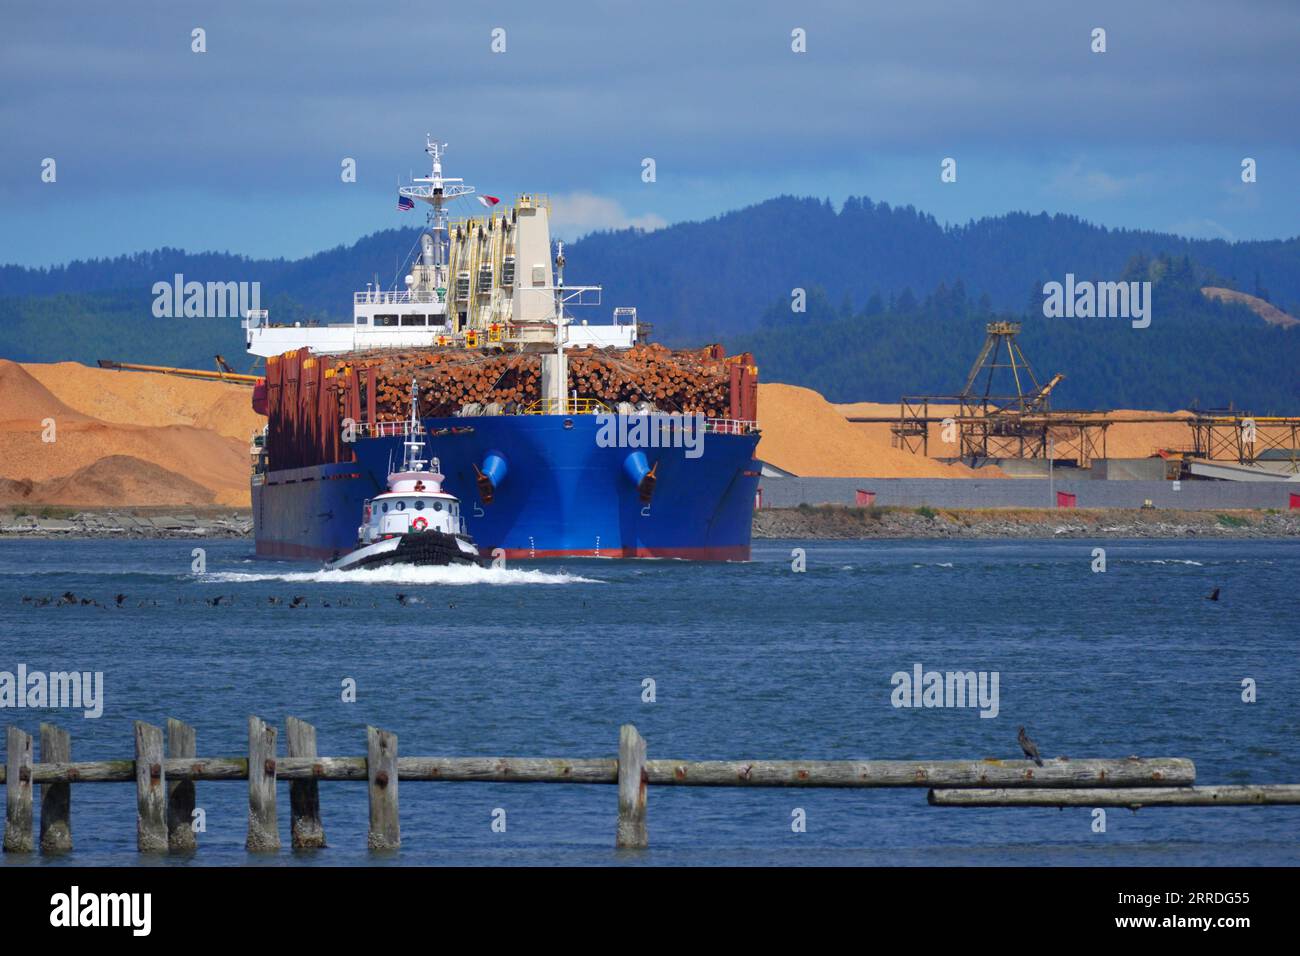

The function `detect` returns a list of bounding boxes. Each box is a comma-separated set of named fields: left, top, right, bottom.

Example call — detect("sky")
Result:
left=2, top=0, right=1298, bottom=268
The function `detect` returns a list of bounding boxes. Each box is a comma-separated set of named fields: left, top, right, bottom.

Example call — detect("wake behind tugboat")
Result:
left=325, top=382, right=483, bottom=571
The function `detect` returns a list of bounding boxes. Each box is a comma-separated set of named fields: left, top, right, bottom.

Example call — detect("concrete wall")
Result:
left=757, top=477, right=1300, bottom=510
left=1092, top=458, right=1171, bottom=481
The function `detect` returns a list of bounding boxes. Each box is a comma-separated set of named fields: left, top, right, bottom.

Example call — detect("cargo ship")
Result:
left=247, top=138, right=761, bottom=561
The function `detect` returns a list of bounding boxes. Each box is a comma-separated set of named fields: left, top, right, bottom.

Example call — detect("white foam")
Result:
left=201, top=564, right=600, bottom=586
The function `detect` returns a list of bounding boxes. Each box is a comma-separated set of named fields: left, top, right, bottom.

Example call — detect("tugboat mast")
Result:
left=400, top=379, right=427, bottom=474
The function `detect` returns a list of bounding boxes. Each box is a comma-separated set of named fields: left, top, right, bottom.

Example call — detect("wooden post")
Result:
left=38, top=724, right=72, bottom=853
left=366, top=726, right=399, bottom=850
left=166, top=718, right=197, bottom=851
left=286, top=717, right=326, bottom=849
left=246, top=716, right=280, bottom=851
left=616, top=724, right=648, bottom=849
left=3, top=727, right=34, bottom=853
left=134, top=721, right=167, bottom=853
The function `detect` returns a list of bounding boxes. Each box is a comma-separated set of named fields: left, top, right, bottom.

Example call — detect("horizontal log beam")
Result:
left=1, top=757, right=617, bottom=784
left=396, top=757, right=617, bottom=783
left=928, top=785, right=1300, bottom=807
left=0, top=756, right=1194, bottom=788
left=642, top=758, right=1195, bottom=788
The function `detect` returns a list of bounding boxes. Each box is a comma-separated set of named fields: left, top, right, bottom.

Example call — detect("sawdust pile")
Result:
left=1, top=358, right=1210, bottom=506
left=757, top=384, right=997, bottom=478
left=0, top=361, right=262, bottom=508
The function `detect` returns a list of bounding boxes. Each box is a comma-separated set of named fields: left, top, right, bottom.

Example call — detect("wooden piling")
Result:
left=366, top=726, right=399, bottom=850
left=3, top=727, right=34, bottom=853
left=38, top=724, right=72, bottom=853
left=134, top=721, right=167, bottom=853
left=246, top=716, right=280, bottom=851
left=166, top=718, right=197, bottom=851
left=287, top=717, right=326, bottom=849
left=928, top=784, right=1300, bottom=808
left=616, top=724, right=647, bottom=849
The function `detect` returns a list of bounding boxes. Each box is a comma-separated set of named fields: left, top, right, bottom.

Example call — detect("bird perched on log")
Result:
left=1018, top=726, right=1044, bottom=767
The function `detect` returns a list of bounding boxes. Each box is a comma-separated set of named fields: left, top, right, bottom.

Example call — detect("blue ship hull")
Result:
left=253, top=415, right=761, bottom=561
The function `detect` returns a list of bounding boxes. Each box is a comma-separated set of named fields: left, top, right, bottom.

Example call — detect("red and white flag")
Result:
left=477, top=196, right=500, bottom=208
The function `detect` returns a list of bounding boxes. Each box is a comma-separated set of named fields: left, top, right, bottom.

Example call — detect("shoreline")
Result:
left=0, top=507, right=252, bottom=539
left=2, top=505, right=1299, bottom=541
left=753, top=505, right=1300, bottom=539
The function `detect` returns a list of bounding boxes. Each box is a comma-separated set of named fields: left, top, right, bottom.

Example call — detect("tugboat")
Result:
left=325, top=383, right=483, bottom=570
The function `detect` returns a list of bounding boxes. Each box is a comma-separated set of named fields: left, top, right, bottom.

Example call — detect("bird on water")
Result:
left=1018, top=726, right=1044, bottom=767
left=1207, top=588, right=1220, bottom=601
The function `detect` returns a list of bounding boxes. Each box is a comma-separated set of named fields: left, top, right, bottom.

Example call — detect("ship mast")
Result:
left=400, top=379, right=426, bottom=474
left=553, top=241, right=568, bottom=415
left=399, top=138, right=475, bottom=290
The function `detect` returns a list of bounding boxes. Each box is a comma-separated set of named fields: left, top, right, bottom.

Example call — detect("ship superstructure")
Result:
left=244, top=138, right=635, bottom=360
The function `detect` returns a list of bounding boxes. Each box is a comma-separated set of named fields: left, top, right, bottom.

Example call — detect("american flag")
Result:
left=397, top=194, right=415, bottom=211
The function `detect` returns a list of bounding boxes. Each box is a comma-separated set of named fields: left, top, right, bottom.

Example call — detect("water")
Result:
left=1, top=537, right=1297, bottom=867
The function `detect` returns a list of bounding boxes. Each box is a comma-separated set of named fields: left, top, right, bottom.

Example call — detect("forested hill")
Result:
left=731, top=256, right=1300, bottom=414
left=4, top=196, right=1299, bottom=343
left=569, top=197, right=1300, bottom=342
left=1, top=198, right=1296, bottom=410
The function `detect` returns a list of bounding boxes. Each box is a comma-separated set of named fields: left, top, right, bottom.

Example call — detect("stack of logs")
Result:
left=342, top=344, right=743, bottom=420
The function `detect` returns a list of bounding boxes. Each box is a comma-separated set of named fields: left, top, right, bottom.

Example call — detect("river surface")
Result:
left=1, top=537, right=1296, bottom=866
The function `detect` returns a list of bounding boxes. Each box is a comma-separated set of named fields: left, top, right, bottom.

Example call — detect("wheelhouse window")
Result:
left=355, top=315, right=369, bottom=325
left=375, top=314, right=400, bottom=327
left=400, top=314, right=427, bottom=326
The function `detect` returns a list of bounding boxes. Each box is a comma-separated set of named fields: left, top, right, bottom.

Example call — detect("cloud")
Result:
left=1045, top=159, right=1147, bottom=201
left=1166, top=218, right=1235, bottom=241
left=548, top=192, right=667, bottom=237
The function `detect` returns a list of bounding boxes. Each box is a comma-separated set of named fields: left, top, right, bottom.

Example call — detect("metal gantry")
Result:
left=887, top=323, right=1108, bottom=466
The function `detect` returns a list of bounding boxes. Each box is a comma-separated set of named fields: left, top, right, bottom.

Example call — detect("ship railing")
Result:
left=519, top=398, right=612, bottom=416
left=514, top=285, right=603, bottom=309
left=353, top=290, right=443, bottom=305
left=702, top=418, right=758, bottom=435
left=352, top=420, right=424, bottom=439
